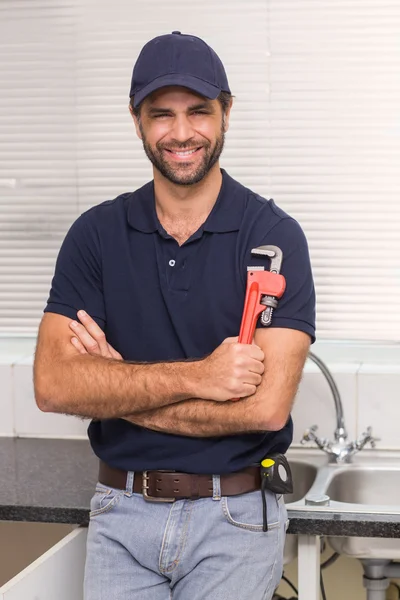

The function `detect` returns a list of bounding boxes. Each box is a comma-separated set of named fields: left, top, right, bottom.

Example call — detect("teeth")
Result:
left=171, top=149, right=198, bottom=156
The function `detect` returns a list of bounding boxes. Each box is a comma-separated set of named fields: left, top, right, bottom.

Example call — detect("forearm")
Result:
left=34, top=353, right=201, bottom=419
left=123, top=395, right=264, bottom=437
left=122, top=329, right=309, bottom=437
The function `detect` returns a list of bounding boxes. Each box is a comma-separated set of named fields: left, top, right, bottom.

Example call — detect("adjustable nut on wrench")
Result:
left=238, top=245, right=286, bottom=345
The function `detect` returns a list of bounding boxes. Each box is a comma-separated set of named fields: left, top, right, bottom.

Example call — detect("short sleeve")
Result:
left=250, top=217, right=316, bottom=343
left=43, top=211, right=106, bottom=329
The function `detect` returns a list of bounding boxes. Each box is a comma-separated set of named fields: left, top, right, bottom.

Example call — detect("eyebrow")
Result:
left=188, top=102, right=213, bottom=111
left=147, top=102, right=214, bottom=115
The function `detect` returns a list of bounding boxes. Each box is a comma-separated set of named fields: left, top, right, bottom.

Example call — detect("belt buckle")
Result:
left=142, top=471, right=176, bottom=503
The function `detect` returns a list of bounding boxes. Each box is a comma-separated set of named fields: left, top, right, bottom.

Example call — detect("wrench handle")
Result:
left=238, top=279, right=265, bottom=344
left=231, top=283, right=262, bottom=402
left=231, top=271, right=286, bottom=402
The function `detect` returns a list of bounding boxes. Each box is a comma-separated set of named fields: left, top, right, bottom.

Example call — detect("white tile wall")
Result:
left=0, top=339, right=399, bottom=445
left=357, top=363, right=400, bottom=449
left=0, top=364, right=14, bottom=436
left=0, top=338, right=38, bottom=437
left=13, top=355, right=89, bottom=439
left=292, top=361, right=359, bottom=445
left=0, top=338, right=36, bottom=361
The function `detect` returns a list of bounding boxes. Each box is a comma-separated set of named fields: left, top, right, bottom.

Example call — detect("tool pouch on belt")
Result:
left=260, top=453, right=293, bottom=532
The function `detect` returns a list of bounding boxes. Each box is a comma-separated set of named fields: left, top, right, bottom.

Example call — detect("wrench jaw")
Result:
left=250, top=245, right=283, bottom=274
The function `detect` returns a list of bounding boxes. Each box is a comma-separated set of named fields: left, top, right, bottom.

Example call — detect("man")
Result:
left=34, top=32, right=315, bottom=600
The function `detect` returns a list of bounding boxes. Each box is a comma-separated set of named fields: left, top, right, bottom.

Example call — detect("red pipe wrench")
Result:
left=238, top=245, right=286, bottom=345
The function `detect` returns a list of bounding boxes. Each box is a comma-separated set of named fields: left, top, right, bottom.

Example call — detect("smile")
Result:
left=165, top=147, right=202, bottom=159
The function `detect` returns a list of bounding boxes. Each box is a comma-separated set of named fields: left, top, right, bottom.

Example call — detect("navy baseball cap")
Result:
left=129, top=31, right=231, bottom=107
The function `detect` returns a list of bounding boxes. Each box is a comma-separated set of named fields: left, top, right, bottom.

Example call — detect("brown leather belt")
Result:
left=99, top=460, right=261, bottom=502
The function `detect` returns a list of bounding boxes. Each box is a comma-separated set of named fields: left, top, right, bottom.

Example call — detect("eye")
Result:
left=153, top=113, right=171, bottom=119
left=192, top=110, right=209, bottom=115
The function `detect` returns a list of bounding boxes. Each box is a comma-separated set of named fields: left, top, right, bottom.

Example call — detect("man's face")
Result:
left=130, top=87, right=231, bottom=186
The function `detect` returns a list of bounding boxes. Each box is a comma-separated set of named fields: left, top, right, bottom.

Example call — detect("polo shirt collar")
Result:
left=127, top=180, right=157, bottom=233
left=127, top=169, right=243, bottom=234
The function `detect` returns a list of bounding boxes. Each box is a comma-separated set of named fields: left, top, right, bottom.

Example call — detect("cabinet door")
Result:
left=0, top=527, right=87, bottom=600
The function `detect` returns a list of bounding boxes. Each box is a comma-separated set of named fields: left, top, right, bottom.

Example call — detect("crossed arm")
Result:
left=65, top=312, right=310, bottom=437
left=122, top=330, right=308, bottom=436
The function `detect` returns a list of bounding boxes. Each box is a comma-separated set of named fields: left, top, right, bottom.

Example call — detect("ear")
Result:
left=222, top=97, right=234, bottom=133
left=128, top=104, right=143, bottom=140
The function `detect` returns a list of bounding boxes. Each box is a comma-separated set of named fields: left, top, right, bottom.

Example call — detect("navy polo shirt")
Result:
left=44, top=169, right=315, bottom=474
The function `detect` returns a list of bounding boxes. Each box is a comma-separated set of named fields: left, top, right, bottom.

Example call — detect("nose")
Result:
left=170, top=114, right=195, bottom=143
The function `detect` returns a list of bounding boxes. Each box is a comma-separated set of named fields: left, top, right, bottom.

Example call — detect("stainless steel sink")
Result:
left=285, top=460, right=318, bottom=504
left=325, top=464, right=400, bottom=558
left=285, top=450, right=400, bottom=560
left=326, top=467, right=400, bottom=506
left=286, top=451, right=400, bottom=514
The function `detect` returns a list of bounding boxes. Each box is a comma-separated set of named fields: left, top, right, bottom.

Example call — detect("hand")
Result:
left=198, top=336, right=265, bottom=402
left=69, top=310, right=123, bottom=360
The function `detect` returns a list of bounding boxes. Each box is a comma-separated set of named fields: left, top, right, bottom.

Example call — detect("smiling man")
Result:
left=34, top=32, right=316, bottom=600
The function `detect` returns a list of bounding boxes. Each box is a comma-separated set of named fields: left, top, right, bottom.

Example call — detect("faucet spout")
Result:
left=307, top=351, right=347, bottom=440
left=301, top=351, right=378, bottom=462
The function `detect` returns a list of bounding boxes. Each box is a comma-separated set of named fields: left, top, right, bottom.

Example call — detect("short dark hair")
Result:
left=129, top=90, right=233, bottom=121
left=217, top=91, right=233, bottom=114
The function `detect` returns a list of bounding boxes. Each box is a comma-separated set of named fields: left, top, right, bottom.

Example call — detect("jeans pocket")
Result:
left=221, top=489, right=280, bottom=532
left=89, top=482, right=124, bottom=518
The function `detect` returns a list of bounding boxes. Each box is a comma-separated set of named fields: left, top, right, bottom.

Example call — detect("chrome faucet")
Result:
left=300, top=352, right=379, bottom=463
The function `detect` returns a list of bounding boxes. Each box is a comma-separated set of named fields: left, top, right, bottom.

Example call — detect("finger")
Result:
left=235, top=384, right=257, bottom=398
left=108, top=343, right=123, bottom=360
left=235, top=342, right=264, bottom=364
left=71, top=336, right=88, bottom=355
left=238, top=346, right=265, bottom=364
left=243, top=372, right=263, bottom=386
left=248, top=359, right=265, bottom=375
left=248, top=345, right=265, bottom=362
left=76, top=310, right=109, bottom=354
left=69, top=321, right=104, bottom=356
left=222, top=336, right=239, bottom=344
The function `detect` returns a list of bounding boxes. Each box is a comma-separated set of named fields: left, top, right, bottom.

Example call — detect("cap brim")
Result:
left=132, top=74, right=222, bottom=107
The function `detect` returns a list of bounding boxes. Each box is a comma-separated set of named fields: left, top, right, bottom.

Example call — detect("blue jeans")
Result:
left=83, top=471, right=288, bottom=600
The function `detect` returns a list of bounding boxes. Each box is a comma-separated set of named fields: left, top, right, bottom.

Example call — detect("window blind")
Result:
left=0, top=0, right=78, bottom=333
left=1, top=0, right=399, bottom=341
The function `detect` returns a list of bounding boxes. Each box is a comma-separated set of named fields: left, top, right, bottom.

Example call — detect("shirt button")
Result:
left=169, top=259, right=176, bottom=267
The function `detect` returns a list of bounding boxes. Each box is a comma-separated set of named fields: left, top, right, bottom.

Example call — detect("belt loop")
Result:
left=125, top=470, right=135, bottom=496
left=212, top=474, right=221, bottom=501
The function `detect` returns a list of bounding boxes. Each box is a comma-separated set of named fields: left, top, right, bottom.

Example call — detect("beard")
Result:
left=140, top=121, right=226, bottom=186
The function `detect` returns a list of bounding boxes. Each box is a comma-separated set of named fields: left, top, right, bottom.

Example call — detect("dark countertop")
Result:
left=287, top=510, right=400, bottom=538
left=2, top=437, right=400, bottom=537
left=0, top=437, right=98, bottom=524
